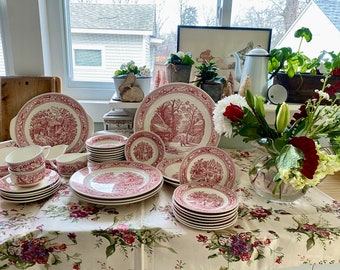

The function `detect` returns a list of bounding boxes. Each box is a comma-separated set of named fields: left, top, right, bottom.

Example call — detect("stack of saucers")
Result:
left=86, top=134, right=128, bottom=163
left=0, top=169, right=61, bottom=203
left=172, top=182, right=239, bottom=230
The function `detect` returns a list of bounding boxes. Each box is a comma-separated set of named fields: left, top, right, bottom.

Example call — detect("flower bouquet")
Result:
left=213, top=75, right=340, bottom=202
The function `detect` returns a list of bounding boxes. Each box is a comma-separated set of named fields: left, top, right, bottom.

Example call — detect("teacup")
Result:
left=9, top=164, right=46, bottom=187
left=45, top=145, right=69, bottom=170
left=5, top=145, right=50, bottom=172
left=0, top=147, right=18, bottom=177
left=50, top=152, right=88, bottom=177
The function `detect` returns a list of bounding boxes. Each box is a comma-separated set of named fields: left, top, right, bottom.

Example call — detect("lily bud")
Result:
left=254, top=96, right=265, bottom=117
left=276, top=102, right=290, bottom=133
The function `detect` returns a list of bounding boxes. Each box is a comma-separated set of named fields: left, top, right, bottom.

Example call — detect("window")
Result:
left=74, top=49, right=102, bottom=67
left=0, top=16, right=6, bottom=75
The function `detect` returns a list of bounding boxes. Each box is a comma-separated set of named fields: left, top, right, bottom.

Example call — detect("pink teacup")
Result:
left=5, top=145, right=50, bottom=172
left=9, top=164, right=46, bottom=187
left=45, top=144, right=69, bottom=170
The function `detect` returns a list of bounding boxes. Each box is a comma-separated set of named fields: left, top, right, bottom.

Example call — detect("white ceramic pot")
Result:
left=113, top=76, right=152, bottom=100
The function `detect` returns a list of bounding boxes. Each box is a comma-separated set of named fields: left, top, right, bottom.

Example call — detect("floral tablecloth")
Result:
left=0, top=149, right=340, bottom=270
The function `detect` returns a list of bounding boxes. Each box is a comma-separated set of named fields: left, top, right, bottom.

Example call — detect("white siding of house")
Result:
left=72, top=33, right=152, bottom=82
left=275, top=2, right=340, bottom=58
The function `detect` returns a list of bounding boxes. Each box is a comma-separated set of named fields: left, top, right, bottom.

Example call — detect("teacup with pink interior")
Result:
left=5, top=145, right=50, bottom=172
left=9, top=164, right=46, bottom=187
left=0, top=147, right=18, bottom=177
left=50, top=152, right=89, bottom=177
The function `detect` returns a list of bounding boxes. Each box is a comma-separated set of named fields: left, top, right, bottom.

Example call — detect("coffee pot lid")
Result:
left=246, top=45, right=269, bottom=56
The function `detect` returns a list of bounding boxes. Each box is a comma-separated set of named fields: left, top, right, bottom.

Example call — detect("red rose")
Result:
left=223, top=103, right=244, bottom=122
left=331, top=68, right=340, bottom=77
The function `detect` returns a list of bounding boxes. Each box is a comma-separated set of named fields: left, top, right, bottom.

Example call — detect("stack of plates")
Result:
left=156, top=158, right=182, bottom=186
left=70, top=161, right=164, bottom=205
left=0, top=169, right=61, bottom=203
left=172, top=183, right=239, bottom=230
left=86, top=134, right=128, bottom=163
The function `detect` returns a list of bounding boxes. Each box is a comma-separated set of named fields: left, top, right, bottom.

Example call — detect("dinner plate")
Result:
left=134, top=83, right=220, bottom=159
left=0, top=182, right=61, bottom=203
left=73, top=182, right=163, bottom=205
left=173, top=183, right=239, bottom=214
left=0, top=169, right=60, bottom=194
left=125, top=131, right=165, bottom=167
left=179, top=146, right=236, bottom=189
left=69, top=161, right=163, bottom=199
left=10, top=93, right=94, bottom=153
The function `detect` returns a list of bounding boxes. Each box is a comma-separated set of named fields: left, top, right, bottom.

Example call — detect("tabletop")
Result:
left=0, top=148, right=340, bottom=270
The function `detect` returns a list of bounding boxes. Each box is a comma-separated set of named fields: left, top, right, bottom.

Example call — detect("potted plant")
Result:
left=268, top=27, right=340, bottom=103
left=165, top=51, right=194, bottom=83
left=192, top=60, right=227, bottom=102
left=113, top=60, right=152, bottom=100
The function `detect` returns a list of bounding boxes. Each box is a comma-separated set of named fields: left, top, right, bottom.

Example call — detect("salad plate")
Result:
left=173, top=182, right=239, bottom=214
left=179, top=146, right=236, bottom=189
left=69, top=161, right=163, bottom=199
left=125, top=131, right=165, bottom=167
left=134, top=83, right=220, bottom=159
left=156, top=157, right=182, bottom=184
left=10, top=93, right=94, bottom=153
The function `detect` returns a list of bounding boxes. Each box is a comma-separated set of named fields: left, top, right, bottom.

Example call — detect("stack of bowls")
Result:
left=86, top=134, right=128, bottom=163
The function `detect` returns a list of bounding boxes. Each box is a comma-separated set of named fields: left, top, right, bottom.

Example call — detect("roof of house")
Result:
left=70, top=3, right=156, bottom=32
left=314, top=0, right=340, bottom=31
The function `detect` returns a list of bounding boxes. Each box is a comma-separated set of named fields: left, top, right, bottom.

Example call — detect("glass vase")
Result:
left=249, top=154, right=308, bottom=203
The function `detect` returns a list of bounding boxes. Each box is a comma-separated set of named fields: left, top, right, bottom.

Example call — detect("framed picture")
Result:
left=177, top=25, right=272, bottom=90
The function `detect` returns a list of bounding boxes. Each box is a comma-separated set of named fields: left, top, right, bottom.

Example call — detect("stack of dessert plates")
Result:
left=86, top=134, right=128, bottom=163
left=156, top=158, right=182, bottom=186
left=70, top=161, right=164, bottom=205
left=172, top=183, right=239, bottom=230
left=0, top=169, right=61, bottom=203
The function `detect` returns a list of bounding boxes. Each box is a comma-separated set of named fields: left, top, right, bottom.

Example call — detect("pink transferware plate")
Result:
left=173, top=182, right=239, bottom=214
left=156, top=158, right=182, bottom=184
left=69, top=161, right=163, bottom=199
left=0, top=169, right=60, bottom=194
left=179, top=146, right=236, bottom=189
left=134, top=83, right=220, bottom=159
left=10, top=93, right=94, bottom=153
left=125, top=131, right=165, bottom=167
left=86, top=134, right=128, bottom=149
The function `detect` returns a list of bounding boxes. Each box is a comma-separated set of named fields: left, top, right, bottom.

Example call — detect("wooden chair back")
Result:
left=0, top=76, right=61, bottom=141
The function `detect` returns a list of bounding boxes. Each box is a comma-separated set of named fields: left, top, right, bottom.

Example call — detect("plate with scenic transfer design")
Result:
left=125, top=130, right=165, bottom=167
left=179, top=146, right=236, bottom=189
left=10, top=93, right=93, bottom=153
left=69, top=161, right=163, bottom=200
left=134, top=83, right=220, bottom=159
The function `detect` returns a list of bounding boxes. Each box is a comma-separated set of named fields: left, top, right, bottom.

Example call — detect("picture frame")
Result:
left=177, top=25, right=272, bottom=89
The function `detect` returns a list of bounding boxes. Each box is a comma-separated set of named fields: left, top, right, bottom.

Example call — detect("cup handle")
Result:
left=48, top=160, right=58, bottom=170
left=41, top=146, right=51, bottom=158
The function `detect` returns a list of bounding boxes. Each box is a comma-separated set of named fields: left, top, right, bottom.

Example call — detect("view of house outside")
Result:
left=68, top=0, right=327, bottom=84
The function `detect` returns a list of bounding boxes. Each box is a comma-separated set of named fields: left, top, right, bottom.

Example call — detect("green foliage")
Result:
left=268, top=27, right=320, bottom=78
left=165, top=51, right=195, bottom=66
left=114, top=60, right=150, bottom=77
left=192, top=61, right=226, bottom=87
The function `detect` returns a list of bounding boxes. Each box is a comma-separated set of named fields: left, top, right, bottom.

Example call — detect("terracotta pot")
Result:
left=273, top=73, right=340, bottom=103
left=165, top=64, right=192, bottom=83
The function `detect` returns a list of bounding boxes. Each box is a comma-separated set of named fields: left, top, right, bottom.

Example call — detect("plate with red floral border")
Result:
left=134, top=83, right=220, bottom=159
left=10, top=93, right=94, bottom=153
left=179, top=146, right=236, bottom=189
